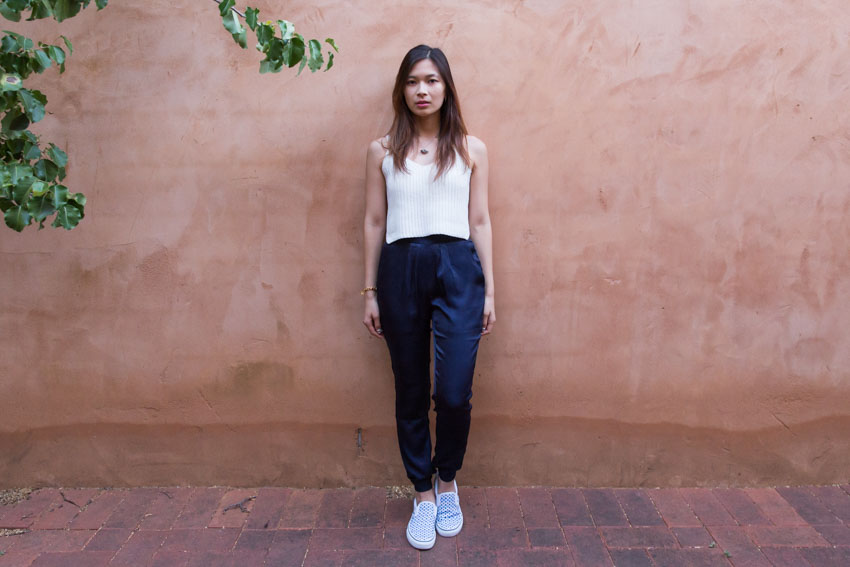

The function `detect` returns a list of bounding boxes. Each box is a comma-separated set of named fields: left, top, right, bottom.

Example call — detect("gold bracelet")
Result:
left=360, top=286, right=377, bottom=295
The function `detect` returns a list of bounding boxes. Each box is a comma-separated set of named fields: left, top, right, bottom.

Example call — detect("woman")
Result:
left=362, top=44, right=495, bottom=550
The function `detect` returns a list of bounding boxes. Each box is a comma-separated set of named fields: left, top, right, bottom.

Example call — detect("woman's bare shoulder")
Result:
left=465, top=135, right=488, bottom=164
left=367, top=137, right=389, bottom=163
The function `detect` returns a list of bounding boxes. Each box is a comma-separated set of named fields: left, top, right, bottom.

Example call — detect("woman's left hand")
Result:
left=481, top=296, right=496, bottom=336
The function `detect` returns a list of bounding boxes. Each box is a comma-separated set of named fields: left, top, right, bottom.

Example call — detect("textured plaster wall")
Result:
left=1, top=0, right=849, bottom=488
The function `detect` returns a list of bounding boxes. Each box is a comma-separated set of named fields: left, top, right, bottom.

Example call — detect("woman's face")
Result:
left=404, top=58, right=445, bottom=118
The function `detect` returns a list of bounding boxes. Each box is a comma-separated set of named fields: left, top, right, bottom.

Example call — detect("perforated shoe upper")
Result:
left=435, top=481, right=464, bottom=536
left=406, top=499, right=437, bottom=549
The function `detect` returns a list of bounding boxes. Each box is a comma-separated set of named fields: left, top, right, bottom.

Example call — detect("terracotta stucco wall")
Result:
left=1, top=0, right=849, bottom=488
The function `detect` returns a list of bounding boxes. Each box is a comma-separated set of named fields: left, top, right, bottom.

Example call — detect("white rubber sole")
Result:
left=406, top=528, right=436, bottom=550
left=436, top=518, right=463, bottom=538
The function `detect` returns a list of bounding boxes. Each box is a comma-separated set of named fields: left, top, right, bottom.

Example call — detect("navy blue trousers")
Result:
left=377, top=235, right=485, bottom=493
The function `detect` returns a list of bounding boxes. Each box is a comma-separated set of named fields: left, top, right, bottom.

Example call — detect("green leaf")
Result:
left=259, top=59, right=280, bottom=74
left=51, top=203, right=81, bottom=229
left=222, top=12, right=246, bottom=48
left=12, top=178, right=34, bottom=203
left=265, top=37, right=283, bottom=60
left=68, top=199, right=84, bottom=216
left=60, top=35, right=73, bottom=54
left=8, top=32, right=33, bottom=50
left=30, top=181, right=47, bottom=196
left=6, top=0, right=30, bottom=11
left=325, top=38, right=339, bottom=52
left=297, top=57, right=306, bottom=76
left=218, top=0, right=235, bottom=17
left=1, top=73, right=22, bottom=91
left=281, top=35, right=305, bottom=68
left=2, top=115, right=22, bottom=136
left=69, top=192, right=86, bottom=206
left=95, top=0, right=108, bottom=9
left=18, top=89, right=45, bottom=122
left=222, top=11, right=241, bottom=34
left=256, top=22, right=273, bottom=45
left=23, top=143, right=41, bottom=160
left=32, top=49, right=52, bottom=72
left=325, top=50, right=334, bottom=71
left=28, top=1, right=52, bottom=20
left=37, top=0, right=55, bottom=18
left=51, top=184, right=68, bottom=207
left=307, top=39, right=322, bottom=72
left=7, top=163, right=32, bottom=184
left=278, top=20, right=294, bottom=40
left=5, top=138, right=25, bottom=156
left=46, top=144, right=68, bottom=167
left=47, top=45, right=65, bottom=65
left=27, top=88, right=47, bottom=105
left=1, top=35, right=17, bottom=52
left=245, top=7, right=258, bottom=31
left=9, top=113, right=29, bottom=131
left=34, top=158, right=59, bottom=181
left=58, top=0, right=84, bottom=21
left=27, top=192, right=54, bottom=220
left=54, top=0, right=72, bottom=22
left=0, top=4, right=22, bottom=22
left=0, top=197, right=14, bottom=211
left=4, top=204, right=31, bottom=231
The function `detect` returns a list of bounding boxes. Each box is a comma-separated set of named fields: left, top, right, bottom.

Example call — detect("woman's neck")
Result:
left=414, top=113, right=440, bottom=140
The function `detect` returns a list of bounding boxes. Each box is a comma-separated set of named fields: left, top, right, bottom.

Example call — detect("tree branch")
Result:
left=211, top=0, right=245, bottom=19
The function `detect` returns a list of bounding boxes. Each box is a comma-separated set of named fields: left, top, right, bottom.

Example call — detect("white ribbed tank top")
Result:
left=382, top=150, right=472, bottom=244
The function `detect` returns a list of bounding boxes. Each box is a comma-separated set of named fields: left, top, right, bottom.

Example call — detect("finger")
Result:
left=482, top=312, right=495, bottom=335
left=363, top=318, right=379, bottom=338
left=368, top=315, right=384, bottom=339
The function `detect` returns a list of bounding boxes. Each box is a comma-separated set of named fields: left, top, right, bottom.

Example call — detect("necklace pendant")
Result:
left=420, top=148, right=429, bottom=154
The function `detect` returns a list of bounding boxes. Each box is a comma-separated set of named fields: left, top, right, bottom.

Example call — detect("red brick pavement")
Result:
left=1, top=485, right=849, bottom=566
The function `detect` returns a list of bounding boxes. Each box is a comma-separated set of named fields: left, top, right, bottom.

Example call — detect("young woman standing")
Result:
left=362, top=45, right=495, bottom=550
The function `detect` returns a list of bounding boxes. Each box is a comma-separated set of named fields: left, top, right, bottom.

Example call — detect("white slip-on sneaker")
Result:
left=406, top=498, right=437, bottom=550
left=435, top=479, right=464, bottom=537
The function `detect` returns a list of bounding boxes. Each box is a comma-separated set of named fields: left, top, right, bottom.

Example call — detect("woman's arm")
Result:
left=363, top=139, right=388, bottom=338
left=467, top=136, right=496, bottom=335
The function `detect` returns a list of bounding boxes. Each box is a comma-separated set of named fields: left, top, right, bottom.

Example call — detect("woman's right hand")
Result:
left=363, top=295, right=384, bottom=338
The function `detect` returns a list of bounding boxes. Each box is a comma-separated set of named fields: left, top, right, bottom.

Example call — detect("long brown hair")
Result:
left=386, top=45, right=471, bottom=178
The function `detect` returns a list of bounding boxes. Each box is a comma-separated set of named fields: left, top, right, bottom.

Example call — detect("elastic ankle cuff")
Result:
left=413, top=478, right=433, bottom=493
left=438, top=470, right=456, bottom=484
